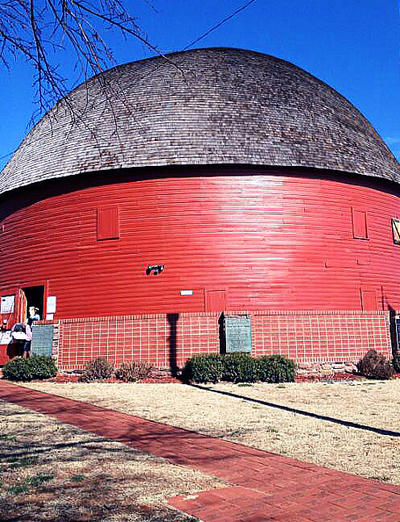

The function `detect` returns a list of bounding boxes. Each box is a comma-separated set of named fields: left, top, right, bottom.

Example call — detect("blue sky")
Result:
left=1, top=0, right=399, bottom=170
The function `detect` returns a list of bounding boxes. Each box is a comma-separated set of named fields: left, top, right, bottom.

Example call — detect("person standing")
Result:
left=23, top=322, right=33, bottom=358
left=22, top=306, right=40, bottom=357
left=27, top=306, right=41, bottom=326
left=10, top=322, right=30, bottom=357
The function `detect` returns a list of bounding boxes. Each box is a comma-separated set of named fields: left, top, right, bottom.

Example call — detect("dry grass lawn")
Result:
left=24, top=379, right=400, bottom=486
left=0, top=399, right=222, bottom=521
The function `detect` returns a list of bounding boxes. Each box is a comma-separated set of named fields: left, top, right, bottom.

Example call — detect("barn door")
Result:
left=205, top=290, right=226, bottom=312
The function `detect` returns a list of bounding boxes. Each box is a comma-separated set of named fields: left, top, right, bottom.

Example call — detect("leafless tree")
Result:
left=0, top=0, right=162, bottom=115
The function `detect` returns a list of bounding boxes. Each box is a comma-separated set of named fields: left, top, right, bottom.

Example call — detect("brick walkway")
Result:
left=1, top=381, right=399, bottom=521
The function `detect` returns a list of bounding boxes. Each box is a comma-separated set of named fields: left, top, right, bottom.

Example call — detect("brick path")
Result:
left=1, top=381, right=400, bottom=521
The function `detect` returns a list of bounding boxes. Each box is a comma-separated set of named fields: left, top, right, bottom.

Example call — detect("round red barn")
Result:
left=1, top=48, right=399, bottom=369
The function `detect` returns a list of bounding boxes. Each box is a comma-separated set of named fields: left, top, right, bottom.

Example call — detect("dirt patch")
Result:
left=22, top=379, right=400, bottom=486
left=0, top=399, right=223, bottom=521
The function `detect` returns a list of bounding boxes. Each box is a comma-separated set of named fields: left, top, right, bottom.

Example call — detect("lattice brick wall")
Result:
left=56, top=310, right=392, bottom=371
left=250, top=311, right=391, bottom=363
left=57, top=313, right=220, bottom=371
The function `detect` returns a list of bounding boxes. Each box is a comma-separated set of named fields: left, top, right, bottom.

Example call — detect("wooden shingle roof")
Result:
left=1, top=47, right=399, bottom=195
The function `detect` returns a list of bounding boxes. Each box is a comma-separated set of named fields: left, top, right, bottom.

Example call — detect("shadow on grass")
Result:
left=0, top=409, right=200, bottom=522
left=0, top=469, right=191, bottom=522
left=189, top=383, right=400, bottom=438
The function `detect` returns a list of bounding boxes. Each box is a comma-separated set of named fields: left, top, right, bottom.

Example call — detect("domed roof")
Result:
left=1, top=47, right=399, bottom=195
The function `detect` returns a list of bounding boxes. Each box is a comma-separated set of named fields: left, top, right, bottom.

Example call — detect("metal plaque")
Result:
left=31, top=324, right=54, bottom=357
left=225, top=315, right=251, bottom=353
left=395, top=317, right=400, bottom=352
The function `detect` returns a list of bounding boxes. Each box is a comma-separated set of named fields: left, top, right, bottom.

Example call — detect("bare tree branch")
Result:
left=0, top=0, right=161, bottom=115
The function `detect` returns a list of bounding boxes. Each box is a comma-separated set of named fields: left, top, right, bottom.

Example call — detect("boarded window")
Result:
left=205, top=290, right=226, bottom=312
left=97, top=207, right=119, bottom=240
left=392, top=218, right=400, bottom=245
left=352, top=208, right=368, bottom=239
left=360, top=289, right=378, bottom=311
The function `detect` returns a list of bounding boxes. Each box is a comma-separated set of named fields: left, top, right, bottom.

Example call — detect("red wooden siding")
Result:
left=1, top=170, right=400, bottom=318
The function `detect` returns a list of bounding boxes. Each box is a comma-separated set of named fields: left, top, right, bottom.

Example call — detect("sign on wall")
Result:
left=225, top=315, right=251, bottom=353
left=46, top=296, right=57, bottom=314
left=1, top=295, right=15, bottom=314
left=0, top=330, right=12, bottom=345
left=31, top=324, right=54, bottom=357
left=395, top=317, right=400, bottom=352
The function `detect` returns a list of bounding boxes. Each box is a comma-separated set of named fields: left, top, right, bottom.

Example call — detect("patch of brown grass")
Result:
left=0, top=399, right=222, bottom=521
left=23, top=380, right=400, bottom=485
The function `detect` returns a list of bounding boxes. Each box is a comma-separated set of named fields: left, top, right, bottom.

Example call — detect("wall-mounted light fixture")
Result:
left=146, top=264, right=164, bottom=276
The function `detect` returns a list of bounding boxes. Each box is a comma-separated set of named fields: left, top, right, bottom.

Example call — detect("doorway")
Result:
left=20, top=286, right=45, bottom=321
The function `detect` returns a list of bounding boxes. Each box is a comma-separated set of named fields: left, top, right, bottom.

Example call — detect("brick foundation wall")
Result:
left=56, top=310, right=392, bottom=372
left=250, top=311, right=392, bottom=362
left=57, top=313, right=220, bottom=371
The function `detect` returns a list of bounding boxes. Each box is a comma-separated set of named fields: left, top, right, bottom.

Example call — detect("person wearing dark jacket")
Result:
left=10, top=322, right=33, bottom=358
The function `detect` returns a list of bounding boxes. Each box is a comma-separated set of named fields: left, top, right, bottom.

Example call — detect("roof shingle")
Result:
left=1, top=47, right=399, bottom=195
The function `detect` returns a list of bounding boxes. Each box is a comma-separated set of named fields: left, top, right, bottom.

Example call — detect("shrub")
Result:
left=357, top=350, right=394, bottom=380
left=3, top=357, right=33, bottom=381
left=2, top=355, right=57, bottom=381
left=393, top=354, right=400, bottom=373
left=28, top=355, right=57, bottom=379
left=182, top=354, right=224, bottom=383
left=222, top=353, right=259, bottom=383
left=257, top=354, right=296, bottom=383
left=115, top=361, right=153, bottom=382
left=79, top=357, right=113, bottom=382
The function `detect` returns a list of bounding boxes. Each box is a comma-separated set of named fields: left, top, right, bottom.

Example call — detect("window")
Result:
left=97, top=206, right=120, bottom=240
left=392, top=218, right=400, bottom=245
left=352, top=208, right=368, bottom=240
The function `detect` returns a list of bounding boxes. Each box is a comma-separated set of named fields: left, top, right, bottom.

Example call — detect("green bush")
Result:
left=2, top=356, right=57, bottom=381
left=222, top=353, right=259, bottom=383
left=115, top=361, right=153, bottom=382
left=28, top=355, right=57, bottom=379
left=393, top=354, right=400, bottom=373
left=79, top=357, right=113, bottom=382
left=357, top=350, right=394, bottom=380
left=183, top=352, right=296, bottom=384
left=257, top=354, right=296, bottom=383
left=3, top=357, right=33, bottom=381
left=182, top=354, right=224, bottom=383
